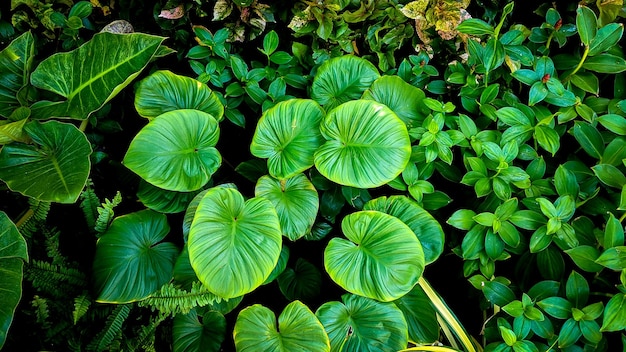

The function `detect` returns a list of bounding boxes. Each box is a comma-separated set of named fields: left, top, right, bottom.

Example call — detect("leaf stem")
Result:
left=79, top=119, right=89, bottom=132
left=15, top=208, right=34, bottom=228
left=565, top=46, right=589, bottom=80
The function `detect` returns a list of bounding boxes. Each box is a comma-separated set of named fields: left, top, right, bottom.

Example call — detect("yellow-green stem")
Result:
left=15, top=208, right=34, bottom=228
left=79, top=119, right=89, bottom=132
left=566, top=46, right=589, bottom=80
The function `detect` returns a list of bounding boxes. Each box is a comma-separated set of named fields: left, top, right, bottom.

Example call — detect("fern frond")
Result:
left=73, top=291, right=92, bottom=325
left=87, top=304, right=131, bottom=352
left=17, top=198, right=51, bottom=238
left=43, top=228, right=66, bottom=265
left=31, top=295, right=50, bottom=329
left=26, top=260, right=87, bottom=297
left=123, top=316, right=164, bottom=352
left=94, top=191, right=122, bottom=234
left=80, top=180, right=100, bottom=230
left=138, top=281, right=221, bottom=316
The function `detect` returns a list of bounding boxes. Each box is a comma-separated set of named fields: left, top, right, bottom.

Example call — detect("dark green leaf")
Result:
left=589, top=23, right=624, bottom=56
left=576, top=5, right=598, bottom=46
left=393, top=285, right=439, bottom=344
left=483, top=281, right=516, bottom=306
left=592, top=164, right=626, bottom=188
left=529, top=82, right=548, bottom=106
left=557, top=318, right=581, bottom=348
left=277, top=258, right=321, bottom=301
left=601, top=293, right=626, bottom=331
left=569, top=72, right=599, bottom=95
left=598, top=113, right=626, bottom=135
left=583, top=53, right=626, bottom=73
left=538, top=297, right=572, bottom=319
left=572, top=121, right=604, bottom=159
left=565, top=246, right=604, bottom=272
left=263, top=30, right=279, bottom=56
left=596, top=246, right=626, bottom=270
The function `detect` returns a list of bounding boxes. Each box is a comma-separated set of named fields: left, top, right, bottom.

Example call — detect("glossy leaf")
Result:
left=250, top=99, right=325, bottom=179
left=589, top=23, right=624, bottom=56
left=137, top=180, right=200, bottom=214
left=325, top=210, right=425, bottom=302
left=0, top=212, right=28, bottom=349
left=569, top=72, right=599, bottom=95
left=583, top=53, right=626, bottom=73
left=483, top=281, right=516, bottom=306
left=393, top=284, right=439, bottom=344
left=134, top=70, right=224, bottom=121
left=576, top=6, right=597, bottom=46
left=172, top=309, right=226, bottom=352
left=234, top=301, right=330, bottom=352
left=123, top=109, right=221, bottom=192
left=316, top=294, right=407, bottom=352
left=572, top=121, right=604, bottom=159
left=564, top=246, right=604, bottom=272
left=30, top=32, right=166, bottom=120
left=0, top=121, right=91, bottom=203
left=362, top=75, right=428, bottom=128
left=364, top=195, right=444, bottom=264
left=188, top=187, right=282, bottom=299
left=311, top=55, right=380, bottom=110
left=314, top=100, right=411, bottom=188
left=601, top=293, right=626, bottom=331
left=93, top=210, right=178, bottom=303
left=0, top=31, right=34, bottom=118
left=592, top=164, right=626, bottom=188
left=596, top=246, right=626, bottom=270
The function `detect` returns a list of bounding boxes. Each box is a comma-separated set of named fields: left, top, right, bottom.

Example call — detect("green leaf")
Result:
left=325, top=210, right=425, bottom=302
left=511, top=69, right=541, bottom=86
left=554, top=165, right=579, bottom=197
left=572, top=121, right=604, bottom=159
left=538, top=297, right=572, bottom=319
left=569, top=72, right=599, bottom=95
left=564, top=246, right=604, bottom=272
left=601, top=293, right=626, bottom=331
left=316, top=294, right=407, bottom=352
left=255, top=174, right=319, bottom=241
left=123, top=109, right=221, bottom=192
left=566, top=271, right=589, bottom=308
left=314, top=100, right=411, bottom=188
left=263, top=30, right=279, bottom=56
left=457, top=18, right=495, bottom=36
left=589, top=23, right=624, bottom=56
left=448, top=209, right=477, bottom=230
left=251, top=99, right=325, bottom=179
left=602, top=136, right=626, bottom=165
left=364, top=195, right=445, bottom=264
left=393, top=284, right=439, bottom=344
left=605, top=213, right=625, bottom=248
left=592, top=164, right=626, bottom=188
left=277, top=258, right=321, bottom=301
left=534, top=125, right=560, bottom=155
left=0, top=31, right=34, bottom=118
left=311, top=55, right=380, bottom=110
left=510, top=210, right=546, bottom=230
left=0, top=121, right=91, bottom=203
left=137, top=180, right=199, bottom=214
left=134, top=70, right=224, bottom=121
left=483, top=280, right=516, bottom=306
left=30, top=32, right=166, bottom=120
left=235, top=301, right=330, bottom=352
left=598, top=113, right=626, bottom=135
left=0, top=212, right=28, bottom=349
left=596, top=246, right=626, bottom=270
left=529, top=81, right=548, bottom=106
left=230, top=56, right=248, bottom=81
left=172, top=309, right=226, bottom=352
left=557, top=318, right=582, bottom=348
left=576, top=5, right=598, bottom=46
left=188, top=187, right=282, bottom=299
left=362, top=75, right=427, bottom=128
left=483, top=38, right=506, bottom=73
left=263, top=245, right=289, bottom=285
left=583, top=53, right=626, bottom=73
left=93, top=210, right=178, bottom=303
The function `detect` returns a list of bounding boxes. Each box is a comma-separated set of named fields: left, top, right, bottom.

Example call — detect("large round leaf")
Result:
left=234, top=301, right=330, bottom=352
left=0, top=212, right=28, bottom=349
left=250, top=99, right=325, bottom=179
left=311, top=55, right=380, bottom=110
left=277, top=258, right=321, bottom=301
left=188, top=187, right=282, bottom=299
left=362, top=75, right=429, bottom=128
left=138, top=180, right=200, bottom=214
left=364, top=195, right=444, bottom=264
left=0, top=120, right=91, bottom=203
left=173, top=308, right=226, bottom=352
left=134, top=70, right=224, bottom=121
left=255, top=174, right=319, bottom=241
left=393, top=284, right=439, bottom=344
left=315, top=294, right=408, bottom=352
left=324, top=210, right=425, bottom=302
left=123, top=109, right=221, bottom=192
left=93, top=210, right=179, bottom=303
left=314, top=100, right=411, bottom=188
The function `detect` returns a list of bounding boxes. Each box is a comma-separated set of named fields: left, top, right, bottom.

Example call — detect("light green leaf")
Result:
left=596, top=246, right=626, bottom=270
left=134, top=70, right=224, bottom=121
left=235, top=301, right=330, bottom=352
left=0, top=212, right=28, bottom=349
left=362, top=75, right=428, bottom=128
left=564, top=245, right=604, bottom=272
left=457, top=18, right=495, bottom=36
left=601, top=293, right=626, bottom=331
left=569, top=72, right=599, bottom=95
left=316, top=294, right=408, bottom=352
left=598, top=113, right=626, bottom=135
left=592, top=164, right=626, bottom=188
left=30, top=32, right=166, bottom=120
left=188, top=187, right=282, bottom=299
left=250, top=99, right=325, bottom=179
left=324, top=210, right=425, bottom=302
left=314, top=100, right=411, bottom=188
left=311, top=55, right=380, bottom=110
left=255, top=174, right=318, bottom=241
left=0, top=121, right=92, bottom=203
left=93, top=210, right=178, bottom=303
left=172, top=309, right=226, bottom=352
left=0, top=31, right=34, bottom=118
left=123, top=109, right=221, bottom=192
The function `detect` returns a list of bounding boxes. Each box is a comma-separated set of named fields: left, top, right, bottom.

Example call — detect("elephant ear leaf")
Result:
left=362, top=75, right=428, bottom=128
left=30, top=32, right=166, bottom=120
left=172, top=308, right=226, bottom=352
left=234, top=301, right=330, bottom=352
left=0, top=212, right=28, bottom=350
left=0, top=31, right=35, bottom=118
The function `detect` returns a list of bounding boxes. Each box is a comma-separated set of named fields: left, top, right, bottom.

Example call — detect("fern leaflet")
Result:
left=95, top=191, right=122, bottom=234
left=138, top=281, right=221, bottom=316
left=80, top=180, right=100, bottom=230
left=43, top=228, right=66, bottom=265
left=17, top=198, right=51, bottom=238
left=87, top=304, right=131, bottom=352
left=26, top=260, right=87, bottom=297
left=73, top=292, right=92, bottom=325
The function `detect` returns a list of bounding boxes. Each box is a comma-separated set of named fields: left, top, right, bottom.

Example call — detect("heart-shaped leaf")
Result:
left=314, top=100, right=411, bottom=188
left=255, top=174, right=319, bottom=241
left=134, top=70, right=224, bottom=121
left=172, top=308, right=226, bottom=352
left=277, top=258, right=321, bottom=301
left=124, top=109, right=221, bottom=192
left=364, top=195, right=444, bottom=264
left=188, top=187, right=282, bottom=299
left=137, top=180, right=200, bottom=214
left=0, top=31, right=34, bottom=118
left=311, top=55, right=380, bottom=110
left=325, top=210, right=425, bottom=302
left=250, top=99, right=325, bottom=179
left=0, top=212, right=28, bottom=349
left=0, top=120, right=92, bottom=203
left=361, top=75, right=428, bottom=128
left=234, top=301, right=330, bottom=352
left=93, top=210, right=179, bottom=303
left=316, top=294, right=408, bottom=352
left=30, top=32, right=166, bottom=120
